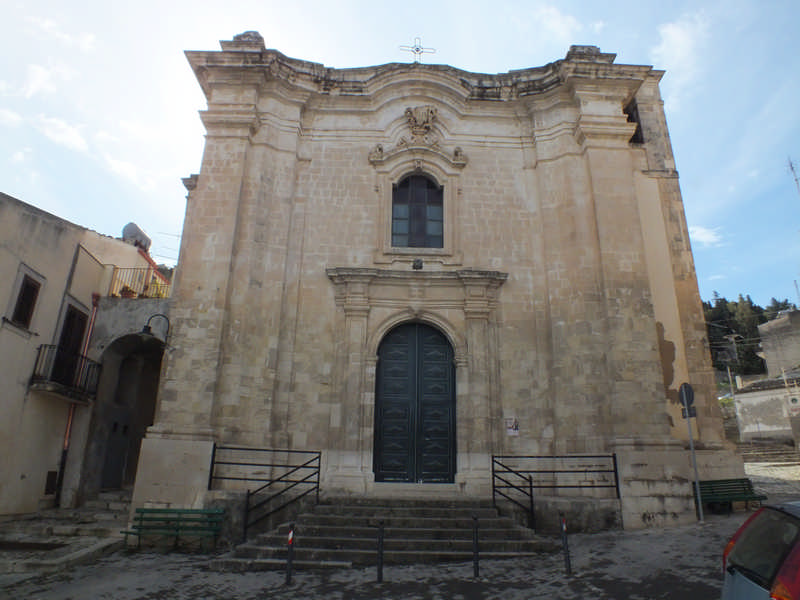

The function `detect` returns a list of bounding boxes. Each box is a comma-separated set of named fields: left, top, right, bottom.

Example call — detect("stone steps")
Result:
left=210, top=498, right=559, bottom=571
left=0, top=490, right=132, bottom=538
left=0, top=489, right=131, bottom=573
left=737, top=443, right=800, bottom=464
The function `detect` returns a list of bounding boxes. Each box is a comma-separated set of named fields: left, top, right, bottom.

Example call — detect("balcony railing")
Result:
left=30, top=344, right=101, bottom=400
left=110, top=267, right=171, bottom=299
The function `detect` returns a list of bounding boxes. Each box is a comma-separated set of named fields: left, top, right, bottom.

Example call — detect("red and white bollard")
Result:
left=285, top=522, right=295, bottom=585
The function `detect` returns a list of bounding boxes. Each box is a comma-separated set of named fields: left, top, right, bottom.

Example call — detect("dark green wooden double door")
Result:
left=374, top=323, right=455, bottom=483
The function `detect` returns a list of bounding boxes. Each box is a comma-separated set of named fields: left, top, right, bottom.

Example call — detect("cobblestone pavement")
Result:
left=1, top=463, right=798, bottom=600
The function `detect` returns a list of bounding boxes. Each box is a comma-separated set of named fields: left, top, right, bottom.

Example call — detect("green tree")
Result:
left=703, top=293, right=799, bottom=375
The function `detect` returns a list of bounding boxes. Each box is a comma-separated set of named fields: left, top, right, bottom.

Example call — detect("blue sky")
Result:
left=1, top=0, right=798, bottom=307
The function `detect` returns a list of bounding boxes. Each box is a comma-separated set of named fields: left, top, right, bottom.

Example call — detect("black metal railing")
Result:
left=492, top=454, right=620, bottom=530
left=30, top=344, right=101, bottom=398
left=492, top=457, right=535, bottom=528
left=208, top=445, right=321, bottom=541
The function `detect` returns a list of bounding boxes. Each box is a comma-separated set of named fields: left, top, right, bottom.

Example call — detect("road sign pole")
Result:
left=680, top=383, right=703, bottom=522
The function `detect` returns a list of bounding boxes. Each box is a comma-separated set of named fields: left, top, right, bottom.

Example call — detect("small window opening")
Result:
left=11, top=275, right=41, bottom=329
left=624, top=99, right=644, bottom=144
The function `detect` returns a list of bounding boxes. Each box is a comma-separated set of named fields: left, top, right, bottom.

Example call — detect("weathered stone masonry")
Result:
left=132, top=33, right=741, bottom=529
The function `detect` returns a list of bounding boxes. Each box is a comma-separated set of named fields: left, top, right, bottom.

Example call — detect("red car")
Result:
left=722, top=501, right=800, bottom=599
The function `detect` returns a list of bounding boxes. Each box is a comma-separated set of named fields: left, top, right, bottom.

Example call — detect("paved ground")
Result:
left=1, top=462, right=799, bottom=600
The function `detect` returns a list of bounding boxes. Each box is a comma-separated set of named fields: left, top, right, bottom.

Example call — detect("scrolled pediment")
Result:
left=368, top=104, right=467, bottom=170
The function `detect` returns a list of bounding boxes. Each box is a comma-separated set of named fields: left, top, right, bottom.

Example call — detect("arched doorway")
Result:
left=80, top=333, right=163, bottom=495
left=374, top=322, right=455, bottom=483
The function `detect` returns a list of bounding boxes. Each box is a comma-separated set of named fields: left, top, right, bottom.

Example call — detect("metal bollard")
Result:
left=377, top=520, right=384, bottom=583
left=472, top=514, right=479, bottom=578
left=560, top=514, right=572, bottom=577
left=285, top=522, right=295, bottom=585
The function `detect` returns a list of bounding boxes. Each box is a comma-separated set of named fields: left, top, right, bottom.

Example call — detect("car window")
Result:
left=727, top=507, right=800, bottom=588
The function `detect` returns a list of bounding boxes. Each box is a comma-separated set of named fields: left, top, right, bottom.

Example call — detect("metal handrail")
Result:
left=208, top=445, right=321, bottom=541
left=493, top=453, right=620, bottom=496
left=492, top=457, right=535, bottom=528
left=492, top=453, right=621, bottom=530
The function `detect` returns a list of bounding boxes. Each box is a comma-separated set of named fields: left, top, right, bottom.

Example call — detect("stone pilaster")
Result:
left=325, top=272, right=372, bottom=491
left=134, top=51, right=261, bottom=507
left=569, top=74, right=673, bottom=445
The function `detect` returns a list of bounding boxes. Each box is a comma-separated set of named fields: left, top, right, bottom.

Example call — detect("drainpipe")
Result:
left=55, top=292, right=100, bottom=507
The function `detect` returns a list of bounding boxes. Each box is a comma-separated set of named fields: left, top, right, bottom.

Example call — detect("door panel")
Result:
left=375, top=323, right=455, bottom=483
left=52, top=305, right=88, bottom=387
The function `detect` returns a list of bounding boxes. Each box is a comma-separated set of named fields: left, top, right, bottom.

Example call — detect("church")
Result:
left=131, top=32, right=742, bottom=529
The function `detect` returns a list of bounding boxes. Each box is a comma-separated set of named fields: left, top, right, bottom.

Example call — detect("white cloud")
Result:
left=708, top=274, right=726, bottom=281
left=532, top=5, right=582, bottom=44
left=690, top=225, right=723, bottom=247
left=0, top=108, right=23, bottom=126
left=22, top=64, right=58, bottom=98
left=11, top=148, right=32, bottom=163
left=590, top=21, right=606, bottom=34
left=25, top=17, right=95, bottom=52
left=649, top=13, right=710, bottom=110
left=35, top=115, right=88, bottom=152
left=100, top=151, right=158, bottom=192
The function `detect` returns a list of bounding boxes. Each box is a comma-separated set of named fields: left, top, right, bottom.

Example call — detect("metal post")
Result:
left=315, top=453, right=320, bottom=505
left=207, top=442, right=217, bottom=490
left=377, top=520, right=384, bottom=583
left=472, top=514, right=479, bottom=578
left=527, top=475, right=535, bottom=530
left=687, top=415, right=704, bottom=522
left=681, top=384, right=704, bottom=523
left=491, top=457, right=496, bottom=509
left=242, top=489, right=250, bottom=542
left=285, top=522, right=294, bottom=586
left=560, top=514, right=572, bottom=577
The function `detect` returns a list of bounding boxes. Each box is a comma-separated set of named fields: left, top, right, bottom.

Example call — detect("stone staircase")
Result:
left=210, top=497, right=559, bottom=572
left=0, top=490, right=131, bottom=573
left=737, top=441, right=800, bottom=464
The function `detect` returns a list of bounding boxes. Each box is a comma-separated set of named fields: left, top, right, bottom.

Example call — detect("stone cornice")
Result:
left=200, top=108, right=260, bottom=137
left=326, top=267, right=507, bottom=285
left=188, top=36, right=657, bottom=105
left=326, top=267, right=508, bottom=314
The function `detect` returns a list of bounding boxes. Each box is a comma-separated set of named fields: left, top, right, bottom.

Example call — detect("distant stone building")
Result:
left=132, top=33, right=742, bottom=529
left=732, top=376, right=800, bottom=442
left=0, top=193, right=170, bottom=514
left=759, top=310, right=800, bottom=377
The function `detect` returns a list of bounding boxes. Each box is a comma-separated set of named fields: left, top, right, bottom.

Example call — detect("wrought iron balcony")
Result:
left=30, top=345, right=101, bottom=401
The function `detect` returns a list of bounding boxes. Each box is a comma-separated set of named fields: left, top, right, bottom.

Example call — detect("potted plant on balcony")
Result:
left=119, top=285, right=136, bottom=298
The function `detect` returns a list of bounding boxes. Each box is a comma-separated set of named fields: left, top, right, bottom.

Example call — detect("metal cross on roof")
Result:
left=399, top=37, right=436, bottom=63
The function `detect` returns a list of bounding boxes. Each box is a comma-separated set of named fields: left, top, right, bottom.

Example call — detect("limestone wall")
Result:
left=134, top=36, right=736, bottom=527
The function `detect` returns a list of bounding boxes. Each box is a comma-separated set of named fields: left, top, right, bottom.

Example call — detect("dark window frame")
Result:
left=10, top=274, right=41, bottom=329
left=391, top=174, right=444, bottom=249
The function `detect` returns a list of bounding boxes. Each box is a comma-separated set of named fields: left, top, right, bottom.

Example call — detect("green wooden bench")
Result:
left=121, top=507, right=225, bottom=550
left=696, top=478, right=767, bottom=514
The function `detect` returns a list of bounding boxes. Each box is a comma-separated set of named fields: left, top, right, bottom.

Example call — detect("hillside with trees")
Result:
left=703, top=294, right=796, bottom=375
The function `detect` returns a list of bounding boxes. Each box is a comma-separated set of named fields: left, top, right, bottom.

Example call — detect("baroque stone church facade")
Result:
left=132, top=32, right=741, bottom=528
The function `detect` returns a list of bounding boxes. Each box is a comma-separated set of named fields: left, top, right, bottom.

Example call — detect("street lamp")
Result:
left=142, top=313, right=170, bottom=340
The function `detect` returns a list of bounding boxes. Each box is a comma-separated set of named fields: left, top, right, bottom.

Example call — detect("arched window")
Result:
left=391, top=175, right=443, bottom=248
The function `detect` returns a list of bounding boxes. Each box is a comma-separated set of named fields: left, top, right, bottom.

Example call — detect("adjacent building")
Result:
left=0, top=193, right=170, bottom=514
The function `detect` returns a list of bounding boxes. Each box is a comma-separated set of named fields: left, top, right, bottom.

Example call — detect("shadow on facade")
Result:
left=78, top=333, right=163, bottom=500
